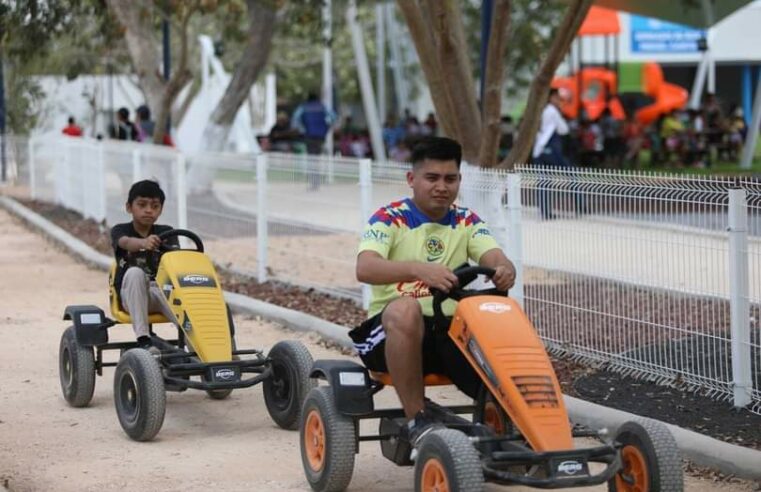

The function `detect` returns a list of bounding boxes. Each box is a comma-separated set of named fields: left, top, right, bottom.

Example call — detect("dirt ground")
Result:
left=0, top=207, right=758, bottom=492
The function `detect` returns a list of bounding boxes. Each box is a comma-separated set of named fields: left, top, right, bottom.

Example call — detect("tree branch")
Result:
left=501, top=0, right=592, bottom=168
left=477, top=0, right=511, bottom=167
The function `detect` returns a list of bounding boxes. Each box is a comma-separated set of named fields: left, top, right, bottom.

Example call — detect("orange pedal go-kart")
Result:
left=298, top=266, right=683, bottom=491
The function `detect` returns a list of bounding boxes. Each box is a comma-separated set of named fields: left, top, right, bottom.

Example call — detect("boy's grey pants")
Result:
left=120, top=267, right=176, bottom=338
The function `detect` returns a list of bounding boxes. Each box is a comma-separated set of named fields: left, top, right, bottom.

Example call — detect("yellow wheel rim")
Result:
left=616, top=445, right=649, bottom=492
left=421, top=458, right=450, bottom=492
left=304, top=410, right=326, bottom=472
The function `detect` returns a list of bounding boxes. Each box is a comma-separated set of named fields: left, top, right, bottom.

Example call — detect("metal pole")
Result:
left=741, top=70, right=761, bottom=169
left=0, top=50, right=6, bottom=182
left=347, top=0, right=386, bottom=161
left=690, top=53, right=709, bottom=109
left=322, top=0, right=334, bottom=157
left=28, top=137, right=36, bottom=200
left=376, top=2, right=386, bottom=122
left=707, top=28, right=716, bottom=94
left=256, top=154, right=268, bottom=283
left=728, top=188, right=751, bottom=408
left=506, top=173, right=524, bottom=308
left=176, top=153, right=187, bottom=230
left=163, top=20, right=171, bottom=132
left=479, top=0, right=493, bottom=108
left=359, top=158, right=373, bottom=310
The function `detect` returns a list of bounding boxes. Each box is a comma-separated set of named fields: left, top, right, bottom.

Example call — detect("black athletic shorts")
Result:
left=348, top=311, right=481, bottom=399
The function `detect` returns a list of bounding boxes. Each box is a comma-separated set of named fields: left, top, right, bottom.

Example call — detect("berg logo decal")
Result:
left=425, top=236, right=445, bottom=261
left=215, top=368, right=236, bottom=380
left=183, top=274, right=209, bottom=284
left=479, top=302, right=511, bottom=314
left=557, top=461, right=583, bottom=475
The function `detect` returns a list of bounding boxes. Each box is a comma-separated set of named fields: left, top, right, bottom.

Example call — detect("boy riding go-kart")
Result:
left=59, top=180, right=314, bottom=441
left=297, top=137, right=683, bottom=491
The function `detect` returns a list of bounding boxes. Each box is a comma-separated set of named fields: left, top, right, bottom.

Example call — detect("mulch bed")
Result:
left=15, top=198, right=761, bottom=453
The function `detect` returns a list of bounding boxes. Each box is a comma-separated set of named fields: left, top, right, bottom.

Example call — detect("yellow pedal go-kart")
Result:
left=299, top=266, right=683, bottom=491
left=59, top=229, right=315, bottom=441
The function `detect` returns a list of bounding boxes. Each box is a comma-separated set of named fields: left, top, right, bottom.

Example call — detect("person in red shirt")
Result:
left=62, top=117, right=83, bottom=137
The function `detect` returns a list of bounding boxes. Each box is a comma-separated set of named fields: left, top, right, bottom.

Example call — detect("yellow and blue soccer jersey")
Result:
left=359, top=198, right=500, bottom=318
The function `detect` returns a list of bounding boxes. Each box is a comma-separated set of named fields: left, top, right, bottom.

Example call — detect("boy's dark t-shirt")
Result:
left=111, top=222, right=179, bottom=292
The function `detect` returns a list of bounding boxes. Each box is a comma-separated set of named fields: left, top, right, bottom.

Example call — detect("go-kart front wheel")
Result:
left=300, top=386, right=356, bottom=492
left=113, top=349, right=166, bottom=441
left=263, top=340, right=316, bottom=429
left=59, top=326, right=96, bottom=407
left=414, top=429, right=484, bottom=492
left=608, top=419, right=683, bottom=492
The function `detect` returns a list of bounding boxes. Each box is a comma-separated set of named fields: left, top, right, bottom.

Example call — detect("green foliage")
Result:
left=463, top=0, right=566, bottom=97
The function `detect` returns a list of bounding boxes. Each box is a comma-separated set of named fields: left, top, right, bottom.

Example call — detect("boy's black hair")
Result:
left=411, top=136, right=462, bottom=168
left=127, top=180, right=165, bottom=205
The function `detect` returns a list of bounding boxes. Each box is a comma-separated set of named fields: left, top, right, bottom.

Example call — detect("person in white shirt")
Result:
left=533, top=89, right=582, bottom=219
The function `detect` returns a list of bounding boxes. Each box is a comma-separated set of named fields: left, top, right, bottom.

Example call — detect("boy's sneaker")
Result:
left=137, top=336, right=161, bottom=357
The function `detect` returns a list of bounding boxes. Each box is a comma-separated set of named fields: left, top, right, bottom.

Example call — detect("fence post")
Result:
left=28, top=137, right=36, bottom=200
left=97, top=141, right=106, bottom=222
left=507, top=172, right=524, bottom=308
left=257, top=154, right=268, bottom=283
left=728, top=187, right=752, bottom=408
left=359, top=158, right=373, bottom=310
left=176, top=153, right=187, bottom=230
left=132, top=148, right=141, bottom=182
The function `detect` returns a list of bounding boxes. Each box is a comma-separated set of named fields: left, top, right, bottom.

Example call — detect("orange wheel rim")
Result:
left=616, top=445, right=649, bottom=492
left=421, top=458, right=450, bottom=492
left=304, top=410, right=326, bottom=472
left=484, top=401, right=506, bottom=435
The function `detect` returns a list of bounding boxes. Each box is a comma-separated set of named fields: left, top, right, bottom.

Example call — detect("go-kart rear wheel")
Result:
left=263, top=340, right=316, bottom=429
left=113, top=349, right=166, bottom=441
left=473, top=385, right=512, bottom=436
left=300, top=386, right=356, bottom=492
left=414, top=429, right=484, bottom=492
left=59, top=326, right=96, bottom=407
left=608, top=419, right=683, bottom=492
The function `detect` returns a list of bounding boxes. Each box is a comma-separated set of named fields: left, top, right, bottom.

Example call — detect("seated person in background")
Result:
left=111, top=180, right=179, bottom=353
left=351, top=136, right=516, bottom=447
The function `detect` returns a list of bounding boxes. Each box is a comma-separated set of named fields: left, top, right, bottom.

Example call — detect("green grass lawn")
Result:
left=640, top=138, right=761, bottom=176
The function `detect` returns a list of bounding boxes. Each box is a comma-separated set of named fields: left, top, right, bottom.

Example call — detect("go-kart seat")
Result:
left=108, top=263, right=169, bottom=325
left=369, top=371, right=452, bottom=387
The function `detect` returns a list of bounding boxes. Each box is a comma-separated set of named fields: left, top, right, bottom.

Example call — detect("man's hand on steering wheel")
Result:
left=414, top=263, right=459, bottom=292
left=491, top=262, right=516, bottom=291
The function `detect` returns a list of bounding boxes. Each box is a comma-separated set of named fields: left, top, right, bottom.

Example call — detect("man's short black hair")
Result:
left=128, top=180, right=165, bottom=205
left=549, top=88, right=560, bottom=99
left=411, top=136, right=462, bottom=168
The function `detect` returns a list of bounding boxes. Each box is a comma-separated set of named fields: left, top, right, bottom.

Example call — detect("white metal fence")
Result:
left=3, top=135, right=758, bottom=414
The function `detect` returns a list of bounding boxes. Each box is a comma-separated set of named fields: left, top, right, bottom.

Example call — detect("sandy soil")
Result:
left=0, top=207, right=756, bottom=492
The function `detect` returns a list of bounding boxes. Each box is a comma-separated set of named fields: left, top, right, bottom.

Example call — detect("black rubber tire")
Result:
left=608, top=419, right=683, bottom=492
left=414, top=429, right=485, bottom=492
left=59, top=326, right=96, bottom=407
left=113, top=349, right=166, bottom=441
left=263, top=340, right=316, bottom=429
left=300, top=386, right=356, bottom=492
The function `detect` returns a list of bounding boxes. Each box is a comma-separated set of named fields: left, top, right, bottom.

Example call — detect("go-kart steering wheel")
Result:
left=431, top=266, right=507, bottom=331
left=157, top=229, right=204, bottom=253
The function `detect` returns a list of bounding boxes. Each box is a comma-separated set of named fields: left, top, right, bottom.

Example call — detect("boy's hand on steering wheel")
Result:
left=492, top=263, right=516, bottom=291
left=142, top=235, right=162, bottom=251
left=415, top=263, right=459, bottom=292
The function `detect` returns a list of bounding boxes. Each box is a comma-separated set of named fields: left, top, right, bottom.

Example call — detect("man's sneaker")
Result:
left=405, top=409, right=446, bottom=448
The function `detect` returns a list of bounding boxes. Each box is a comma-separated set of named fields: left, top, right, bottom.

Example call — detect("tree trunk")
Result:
left=501, top=0, right=592, bottom=168
left=105, top=0, right=197, bottom=146
left=395, top=0, right=458, bottom=139
left=477, top=0, right=511, bottom=167
left=425, top=0, right=482, bottom=162
left=200, top=0, right=278, bottom=153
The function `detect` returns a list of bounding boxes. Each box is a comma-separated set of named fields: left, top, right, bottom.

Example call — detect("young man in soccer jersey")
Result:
left=351, top=136, right=516, bottom=447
